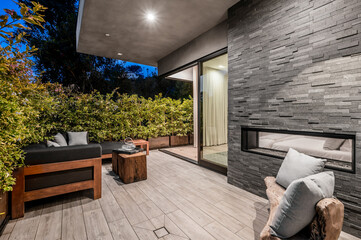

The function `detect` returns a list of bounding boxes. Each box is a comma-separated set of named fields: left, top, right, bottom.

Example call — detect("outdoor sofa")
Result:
left=11, top=139, right=124, bottom=219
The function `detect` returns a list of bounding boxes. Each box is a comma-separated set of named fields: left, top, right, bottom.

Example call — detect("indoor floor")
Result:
left=203, top=144, right=228, bottom=167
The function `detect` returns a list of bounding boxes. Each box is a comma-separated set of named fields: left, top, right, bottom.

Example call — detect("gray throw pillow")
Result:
left=67, top=132, right=88, bottom=146
left=270, top=171, right=335, bottom=238
left=276, top=148, right=326, bottom=188
left=323, top=138, right=345, bottom=150
left=53, top=132, right=68, bottom=146
left=47, top=140, right=61, bottom=148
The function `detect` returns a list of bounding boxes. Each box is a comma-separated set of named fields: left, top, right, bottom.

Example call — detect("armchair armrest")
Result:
left=310, top=198, right=344, bottom=240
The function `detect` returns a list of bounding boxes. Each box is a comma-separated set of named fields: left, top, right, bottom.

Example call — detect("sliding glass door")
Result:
left=199, top=53, right=228, bottom=171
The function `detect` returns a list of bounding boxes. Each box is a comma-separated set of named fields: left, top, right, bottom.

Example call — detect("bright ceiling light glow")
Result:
left=105, top=33, right=110, bottom=37
left=145, top=11, right=156, bottom=22
left=117, top=53, right=123, bottom=56
left=219, top=65, right=225, bottom=69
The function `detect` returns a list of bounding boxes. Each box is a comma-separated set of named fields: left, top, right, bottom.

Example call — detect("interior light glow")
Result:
left=145, top=11, right=156, bottom=22
left=219, top=65, right=225, bottom=69
left=105, top=33, right=110, bottom=37
left=117, top=53, right=123, bottom=56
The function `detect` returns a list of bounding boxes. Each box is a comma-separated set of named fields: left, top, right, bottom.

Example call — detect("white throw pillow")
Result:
left=276, top=148, right=326, bottom=188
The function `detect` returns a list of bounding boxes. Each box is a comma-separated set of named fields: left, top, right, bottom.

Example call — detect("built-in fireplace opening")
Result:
left=241, top=127, right=356, bottom=173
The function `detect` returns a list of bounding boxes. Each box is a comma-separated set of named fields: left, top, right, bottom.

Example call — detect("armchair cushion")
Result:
left=270, top=172, right=335, bottom=238
left=276, top=148, right=326, bottom=188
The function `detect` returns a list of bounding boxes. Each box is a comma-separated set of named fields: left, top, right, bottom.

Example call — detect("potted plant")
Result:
left=169, top=98, right=193, bottom=147
left=147, top=95, right=170, bottom=149
left=0, top=192, right=9, bottom=232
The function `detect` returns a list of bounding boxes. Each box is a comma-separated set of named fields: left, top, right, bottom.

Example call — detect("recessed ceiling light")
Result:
left=145, top=11, right=157, bottom=22
left=117, top=53, right=123, bottom=56
left=105, top=33, right=110, bottom=37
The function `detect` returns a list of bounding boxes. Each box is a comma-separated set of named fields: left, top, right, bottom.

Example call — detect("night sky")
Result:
left=0, top=0, right=158, bottom=77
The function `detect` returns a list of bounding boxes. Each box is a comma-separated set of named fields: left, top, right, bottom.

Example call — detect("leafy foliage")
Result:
left=18, top=0, right=193, bottom=99
left=0, top=2, right=193, bottom=192
left=46, top=86, right=193, bottom=142
left=0, top=2, right=47, bottom=192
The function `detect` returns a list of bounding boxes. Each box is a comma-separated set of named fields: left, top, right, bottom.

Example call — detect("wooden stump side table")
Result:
left=112, top=152, right=147, bottom=184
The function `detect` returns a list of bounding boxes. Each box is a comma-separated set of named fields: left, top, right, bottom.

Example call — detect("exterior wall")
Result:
left=227, top=0, right=361, bottom=237
left=158, top=21, right=228, bottom=76
left=76, top=0, right=85, bottom=51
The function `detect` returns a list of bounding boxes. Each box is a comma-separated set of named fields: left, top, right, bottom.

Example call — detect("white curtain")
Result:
left=202, top=67, right=228, bottom=146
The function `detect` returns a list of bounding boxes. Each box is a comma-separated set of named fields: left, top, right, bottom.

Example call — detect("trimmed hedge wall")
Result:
left=47, top=85, right=193, bottom=142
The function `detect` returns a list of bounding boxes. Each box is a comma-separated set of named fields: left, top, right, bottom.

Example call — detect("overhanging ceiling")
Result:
left=76, top=0, right=239, bottom=67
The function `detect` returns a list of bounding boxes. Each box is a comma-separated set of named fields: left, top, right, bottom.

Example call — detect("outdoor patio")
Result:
left=1, top=151, right=358, bottom=240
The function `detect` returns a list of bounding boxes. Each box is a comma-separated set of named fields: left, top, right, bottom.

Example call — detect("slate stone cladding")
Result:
left=227, top=0, right=361, bottom=236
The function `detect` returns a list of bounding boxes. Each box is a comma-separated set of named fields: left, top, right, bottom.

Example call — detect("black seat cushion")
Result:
left=100, top=142, right=124, bottom=155
left=24, top=143, right=102, bottom=165
left=23, top=143, right=47, bottom=151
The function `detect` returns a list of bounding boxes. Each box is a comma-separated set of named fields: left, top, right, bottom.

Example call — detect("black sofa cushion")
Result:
left=24, top=143, right=102, bottom=165
left=25, top=167, right=93, bottom=191
left=23, top=142, right=47, bottom=151
left=100, top=142, right=124, bottom=155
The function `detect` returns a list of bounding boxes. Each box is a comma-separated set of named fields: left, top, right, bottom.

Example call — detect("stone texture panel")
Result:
left=227, top=0, right=361, bottom=236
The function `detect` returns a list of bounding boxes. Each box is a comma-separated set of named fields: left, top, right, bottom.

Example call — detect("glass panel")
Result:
left=200, top=54, right=228, bottom=167
left=241, top=128, right=354, bottom=172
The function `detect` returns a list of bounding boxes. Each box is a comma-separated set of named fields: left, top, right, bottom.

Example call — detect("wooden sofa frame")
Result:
left=260, top=176, right=344, bottom=240
left=11, top=157, right=102, bottom=219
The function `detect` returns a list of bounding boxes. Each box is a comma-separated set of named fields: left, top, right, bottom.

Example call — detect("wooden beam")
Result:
left=24, top=158, right=99, bottom=176
left=24, top=180, right=94, bottom=202
left=93, top=158, right=102, bottom=199
left=101, top=154, right=112, bottom=159
left=11, top=168, right=24, bottom=219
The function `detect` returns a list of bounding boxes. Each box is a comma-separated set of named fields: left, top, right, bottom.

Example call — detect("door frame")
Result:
left=198, top=48, right=228, bottom=175
left=161, top=47, right=228, bottom=175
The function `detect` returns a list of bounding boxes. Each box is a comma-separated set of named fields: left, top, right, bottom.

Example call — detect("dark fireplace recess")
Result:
left=241, top=127, right=356, bottom=173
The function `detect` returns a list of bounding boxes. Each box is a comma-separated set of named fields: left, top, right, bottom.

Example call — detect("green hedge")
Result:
left=46, top=85, right=193, bottom=142
left=0, top=82, right=193, bottom=192
left=0, top=1, right=193, bottom=192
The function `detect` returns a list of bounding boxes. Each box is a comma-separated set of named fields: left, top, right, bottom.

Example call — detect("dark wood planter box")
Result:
left=189, top=135, right=194, bottom=145
left=149, top=136, right=170, bottom=150
left=0, top=191, right=9, bottom=235
left=170, top=135, right=189, bottom=147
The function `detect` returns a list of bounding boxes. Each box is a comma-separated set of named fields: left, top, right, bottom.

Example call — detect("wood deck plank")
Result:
left=167, top=210, right=216, bottom=240
left=61, top=193, right=87, bottom=240
left=35, top=201, right=62, bottom=240
left=4, top=151, right=359, bottom=240
left=83, top=208, right=113, bottom=240
left=108, top=218, right=139, bottom=240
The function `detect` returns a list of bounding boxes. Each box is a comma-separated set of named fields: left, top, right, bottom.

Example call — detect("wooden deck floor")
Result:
left=1, top=151, right=359, bottom=240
